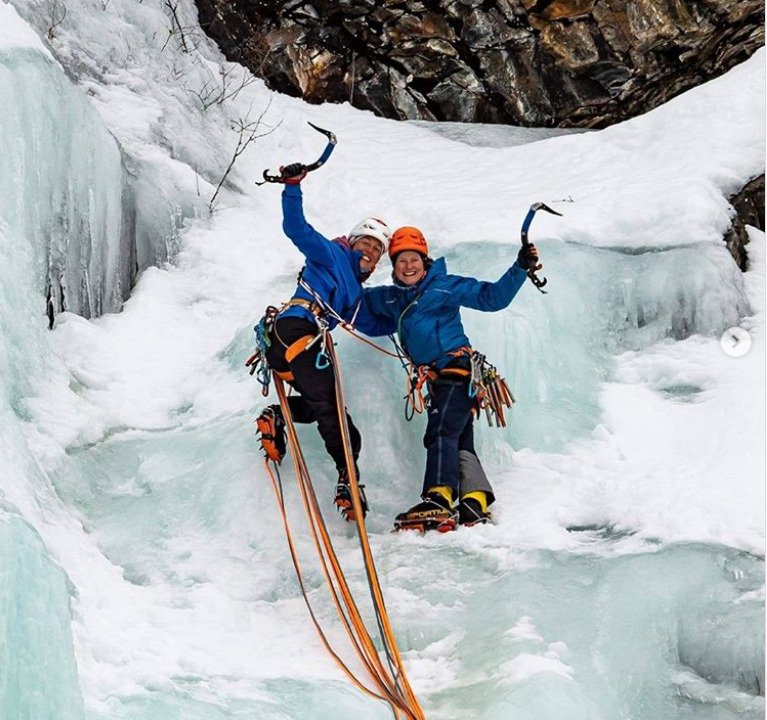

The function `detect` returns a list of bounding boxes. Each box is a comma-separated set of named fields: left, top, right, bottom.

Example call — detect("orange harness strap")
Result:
left=284, top=334, right=318, bottom=364
left=439, top=367, right=471, bottom=378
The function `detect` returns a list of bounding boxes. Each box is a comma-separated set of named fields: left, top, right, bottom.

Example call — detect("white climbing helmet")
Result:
left=348, top=217, right=391, bottom=254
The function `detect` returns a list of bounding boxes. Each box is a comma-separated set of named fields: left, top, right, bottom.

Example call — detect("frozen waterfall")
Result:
left=0, top=1, right=763, bottom=719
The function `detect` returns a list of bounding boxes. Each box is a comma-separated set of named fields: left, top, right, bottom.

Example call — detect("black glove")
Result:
left=517, top=243, right=541, bottom=271
left=279, top=163, right=308, bottom=185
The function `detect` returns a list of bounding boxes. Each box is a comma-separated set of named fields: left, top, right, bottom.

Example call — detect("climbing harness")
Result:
left=256, top=122, right=337, bottom=186
left=245, top=285, right=335, bottom=396
left=520, top=201, right=562, bottom=293
left=259, top=333, right=428, bottom=720
left=383, top=338, right=514, bottom=428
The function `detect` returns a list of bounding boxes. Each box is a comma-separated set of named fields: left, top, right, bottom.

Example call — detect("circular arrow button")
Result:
left=720, top=327, right=752, bottom=358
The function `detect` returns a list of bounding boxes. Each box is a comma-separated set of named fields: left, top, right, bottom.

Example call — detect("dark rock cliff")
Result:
left=195, top=0, right=763, bottom=128
left=725, top=174, right=765, bottom=271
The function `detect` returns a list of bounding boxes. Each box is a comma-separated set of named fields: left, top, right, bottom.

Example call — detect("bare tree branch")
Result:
left=186, top=63, right=259, bottom=111
left=210, top=98, right=280, bottom=212
left=164, top=0, right=188, bottom=52
left=47, top=0, right=67, bottom=40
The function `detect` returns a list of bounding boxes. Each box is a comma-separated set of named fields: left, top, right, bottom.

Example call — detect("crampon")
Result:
left=334, top=470, right=368, bottom=522
left=393, top=495, right=457, bottom=533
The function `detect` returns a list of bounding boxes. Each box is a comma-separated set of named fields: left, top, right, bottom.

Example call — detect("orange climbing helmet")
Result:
left=388, top=226, right=429, bottom=259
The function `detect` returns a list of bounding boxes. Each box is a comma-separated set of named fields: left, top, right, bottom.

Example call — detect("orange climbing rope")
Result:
left=261, top=332, right=427, bottom=720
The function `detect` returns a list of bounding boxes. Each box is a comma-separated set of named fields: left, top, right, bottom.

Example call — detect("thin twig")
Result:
left=47, top=0, right=67, bottom=40
left=210, top=99, right=280, bottom=211
left=187, top=64, right=259, bottom=111
left=164, top=0, right=189, bottom=52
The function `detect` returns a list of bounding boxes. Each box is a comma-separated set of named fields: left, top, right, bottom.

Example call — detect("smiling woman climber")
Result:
left=362, top=226, right=541, bottom=532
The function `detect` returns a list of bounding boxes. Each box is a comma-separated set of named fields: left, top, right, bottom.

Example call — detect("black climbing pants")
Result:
left=265, top=316, right=361, bottom=473
left=423, top=376, right=495, bottom=503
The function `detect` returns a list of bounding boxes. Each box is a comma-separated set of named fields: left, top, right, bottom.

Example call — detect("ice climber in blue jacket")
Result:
left=362, top=226, right=540, bottom=532
left=256, top=163, right=391, bottom=522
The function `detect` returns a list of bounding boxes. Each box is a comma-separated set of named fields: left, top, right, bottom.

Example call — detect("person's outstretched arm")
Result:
left=449, top=245, right=540, bottom=311
left=281, top=183, right=335, bottom=266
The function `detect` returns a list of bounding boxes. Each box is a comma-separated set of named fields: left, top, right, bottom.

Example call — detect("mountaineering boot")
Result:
left=256, top=404, right=286, bottom=463
left=457, top=496, right=492, bottom=527
left=393, top=487, right=457, bottom=533
left=334, top=468, right=368, bottom=522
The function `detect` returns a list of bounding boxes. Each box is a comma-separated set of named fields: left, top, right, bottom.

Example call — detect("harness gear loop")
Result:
left=468, top=351, right=516, bottom=428
left=246, top=305, right=280, bottom=395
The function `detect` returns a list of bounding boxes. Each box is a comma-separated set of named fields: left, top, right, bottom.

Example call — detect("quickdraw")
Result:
left=469, top=351, right=516, bottom=428
left=245, top=305, right=279, bottom=396
left=255, top=122, right=337, bottom=186
left=520, top=201, right=562, bottom=293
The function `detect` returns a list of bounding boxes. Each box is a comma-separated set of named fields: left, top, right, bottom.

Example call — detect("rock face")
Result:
left=725, top=174, right=765, bottom=271
left=195, top=0, right=763, bottom=128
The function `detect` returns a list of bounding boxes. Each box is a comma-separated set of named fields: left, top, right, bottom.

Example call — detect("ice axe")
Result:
left=520, top=202, right=561, bottom=293
left=256, top=122, right=337, bottom=185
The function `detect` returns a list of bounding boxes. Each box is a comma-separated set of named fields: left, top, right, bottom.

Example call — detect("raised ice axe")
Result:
left=520, top=201, right=562, bottom=293
left=256, top=122, right=337, bottom=186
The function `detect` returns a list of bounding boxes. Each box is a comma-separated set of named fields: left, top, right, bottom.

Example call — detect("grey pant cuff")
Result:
left=458, top=450, right=495, bottom=505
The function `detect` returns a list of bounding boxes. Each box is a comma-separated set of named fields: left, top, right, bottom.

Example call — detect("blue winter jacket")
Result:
left=280, top=185, right=385, bottom=333
left=363, top=257, right=527, bottom=370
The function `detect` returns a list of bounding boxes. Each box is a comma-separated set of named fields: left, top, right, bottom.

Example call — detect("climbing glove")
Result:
left=517, top=243, right=541, bottom=271
left=279, top=162, right=308, bottom=185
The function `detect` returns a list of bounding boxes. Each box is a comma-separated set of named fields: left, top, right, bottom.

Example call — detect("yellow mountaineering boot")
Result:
left=457, top=491, right=492, bottom=527
left=393, top=486, right=457, bottom=533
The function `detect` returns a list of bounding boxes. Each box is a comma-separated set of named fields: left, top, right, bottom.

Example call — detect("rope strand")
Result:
left=265, top=369, right=427, bottom=719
